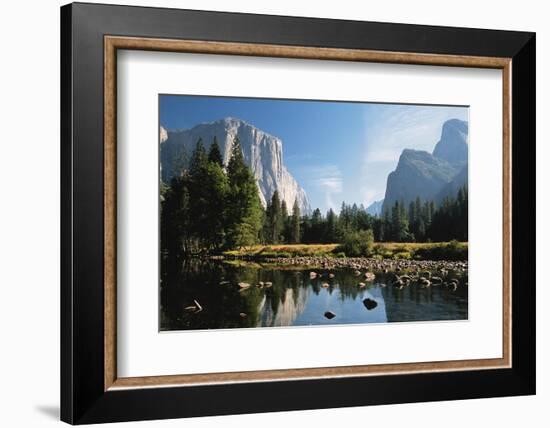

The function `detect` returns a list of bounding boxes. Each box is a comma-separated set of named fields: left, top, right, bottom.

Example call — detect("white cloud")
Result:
left=360, top=104, right=469, bottom=202
left=300, top=164, right=343, bottom=211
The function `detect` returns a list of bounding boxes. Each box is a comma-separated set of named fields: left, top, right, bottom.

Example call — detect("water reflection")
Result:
left=160, top=258, right=468, bottom=331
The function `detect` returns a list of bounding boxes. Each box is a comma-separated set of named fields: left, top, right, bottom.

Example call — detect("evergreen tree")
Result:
left=189, top=138, right=207, bottom=176
left=373, top=216, right=384, bottom=241
left=340, top=202, right=351, bottom=232
left=391, top=202, right=399, bottom=241
left=188, top=139, right=210, bottom=252
left=225, top=137, right=262, bottom=248
left=390, top=200, right=410, bottom=242
left=280, top=199, right=290, bottom=243
left=201, top=162, right=229, bottom=250
left=408, top=200, right=417, bottom=240
left=208, top=136, right=224, bottom=167
left=290, top=198, right=301, bottom=243
left=325, top=208, right=338, bottom=243
left=383, top=209, right=391, bottom=242
left=266, top=191, right=283, bottom=244
left=160, top=174, right=191, bottom=255
left=303, top=208, right=322, bottom=243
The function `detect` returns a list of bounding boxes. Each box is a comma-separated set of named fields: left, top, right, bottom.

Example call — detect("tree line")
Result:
left=161, top=138, right=468, bottom=256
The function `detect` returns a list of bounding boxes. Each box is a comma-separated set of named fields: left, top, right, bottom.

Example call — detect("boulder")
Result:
left=363, top=298, right=378, bottom=310
left=324, top=311, right=336, bottom=319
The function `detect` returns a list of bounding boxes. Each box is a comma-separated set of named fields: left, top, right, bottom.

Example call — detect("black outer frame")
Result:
left=60, top=2, right=536, bottom=424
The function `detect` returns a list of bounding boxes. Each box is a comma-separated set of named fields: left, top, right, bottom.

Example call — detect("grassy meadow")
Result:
left=222, top=241, right=468, bottom=261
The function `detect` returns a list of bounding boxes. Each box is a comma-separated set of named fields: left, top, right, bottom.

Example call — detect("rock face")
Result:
left=381, top=119, right=468, bottom=213
left=435, top=164, right=468, bottom=205
left=366, top=199, right=384, bottom=216
left=432, top=119, right=468, bottom=167
left=160, top=117, right=310, bottom=213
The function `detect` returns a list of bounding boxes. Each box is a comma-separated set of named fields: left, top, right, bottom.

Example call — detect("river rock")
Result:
left=324, top=311, right=336, bottom=319
left=363, top=298, right=378, bottom=310
left=364, top=272, right=376, bottom=281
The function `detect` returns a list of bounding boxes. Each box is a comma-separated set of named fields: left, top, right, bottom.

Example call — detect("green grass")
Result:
left=223, top=244, right=339, bottom=258
left=222, top=241, right=468, bottom=261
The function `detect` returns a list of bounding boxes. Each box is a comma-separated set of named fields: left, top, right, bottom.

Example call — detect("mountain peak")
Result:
left=160, top=121, right=310, bottom=214
left=381, top=119, right=468, bottom=214
left=366, top=199, right=384, bottom=216
left=432, top=118, right=468, bottom=165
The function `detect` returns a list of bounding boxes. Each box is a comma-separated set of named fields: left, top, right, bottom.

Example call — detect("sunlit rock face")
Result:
left=432, top=119, right=468, bottom=167
left=160, top=117, right=310, bottom=213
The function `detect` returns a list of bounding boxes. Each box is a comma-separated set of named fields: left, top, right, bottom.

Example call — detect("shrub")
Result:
left=393, top=251, right=412, bottom=260
left=414, top=240, right=467, bottom=261
left=337, top=229, right=374, bottom=257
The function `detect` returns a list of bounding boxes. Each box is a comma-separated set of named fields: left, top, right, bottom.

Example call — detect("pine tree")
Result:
left=208, top=136, right=224, bottom=167
left=267, top=191, right=283, bottom=244
left=225, top=137, right=262, bottom=248
left=408, top=200, right=417, bottom=240
left=160, top=174, right=191, bottom=255
left=291, top=198, right=301, bottom=243
left=326, top=209, right=338, bottom=243
left=305, top=208, right=322, bottom=243
left=383, top=209, right=391, bottom=242
left=188, top=139, right=209, bottom=252
left=202, top=162, right=229, bottom=250
left=189, top=138, right=207, bottom=176
left=391, top=202, right=399, bottom=241
left=280, top=199, right=289, bottom=243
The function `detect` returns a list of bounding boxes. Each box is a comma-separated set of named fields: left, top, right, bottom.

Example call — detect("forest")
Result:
left=161, top=137, right=468, bottom=257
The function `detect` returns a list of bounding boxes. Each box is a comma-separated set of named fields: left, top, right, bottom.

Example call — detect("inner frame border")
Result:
left=104, top=35, right=512, bottom=391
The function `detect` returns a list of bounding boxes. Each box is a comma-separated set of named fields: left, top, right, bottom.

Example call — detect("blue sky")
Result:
left=160, top=95, right=468, bottom=214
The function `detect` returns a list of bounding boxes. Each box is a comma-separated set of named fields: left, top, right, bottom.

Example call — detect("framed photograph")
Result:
left=61, top=2, right=535, bottom=424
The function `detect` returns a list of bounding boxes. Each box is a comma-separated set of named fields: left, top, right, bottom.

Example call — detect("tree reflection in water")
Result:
left=160, top=258, right=468, bottom=331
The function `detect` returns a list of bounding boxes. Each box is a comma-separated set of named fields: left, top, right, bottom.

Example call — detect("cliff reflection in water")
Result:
left=160, top=259, right=467, bottom=331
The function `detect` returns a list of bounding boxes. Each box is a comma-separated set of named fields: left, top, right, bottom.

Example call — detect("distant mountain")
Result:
left=160, top=117, right=310, bottom=214
left=434, top=164, right=468, bottom=205
left=366, top=199, right=384, bottom=216
left=381, top=119, right=468, bottom=213
left=432, top=119, right=468, bottom=167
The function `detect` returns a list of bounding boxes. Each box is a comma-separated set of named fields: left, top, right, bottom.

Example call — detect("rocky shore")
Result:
left=221, top=255, right=467, bottom=273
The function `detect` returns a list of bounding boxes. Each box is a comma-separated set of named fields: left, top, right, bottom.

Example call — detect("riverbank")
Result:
left=222, top=241, right=468, bottom=262
left=221, top=256, right=467, bottom=274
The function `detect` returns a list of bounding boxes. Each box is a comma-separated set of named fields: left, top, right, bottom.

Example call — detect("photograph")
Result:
left=159, top=95, right=469, bottom=331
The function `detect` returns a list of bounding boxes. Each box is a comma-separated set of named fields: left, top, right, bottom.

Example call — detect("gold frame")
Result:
left=104, top=35, right=512, bottom=391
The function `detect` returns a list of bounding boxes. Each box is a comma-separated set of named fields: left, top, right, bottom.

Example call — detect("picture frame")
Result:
left=60, top=2, right=535, bottom=424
